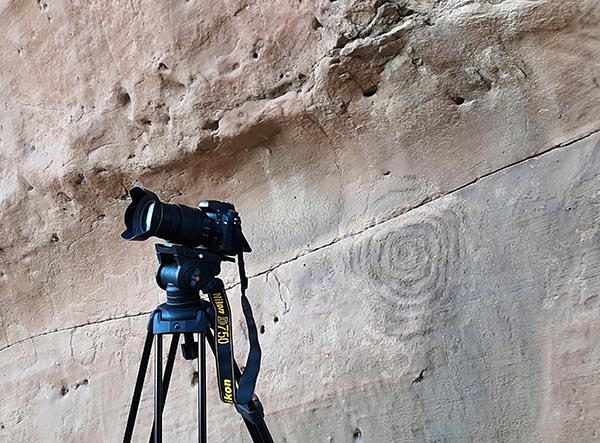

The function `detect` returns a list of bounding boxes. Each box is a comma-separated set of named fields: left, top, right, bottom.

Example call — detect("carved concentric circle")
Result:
left=347, top=202, right=463, bottom=337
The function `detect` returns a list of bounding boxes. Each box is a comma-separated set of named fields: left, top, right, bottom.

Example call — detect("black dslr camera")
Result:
left=121, top=187, right=251, bottom=257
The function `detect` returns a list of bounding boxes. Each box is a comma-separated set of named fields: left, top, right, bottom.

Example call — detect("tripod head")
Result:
left=155, top=243, right=230, bottom=307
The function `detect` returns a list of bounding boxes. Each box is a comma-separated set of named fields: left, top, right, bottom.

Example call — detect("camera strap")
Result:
left=208, top=285, right=237, bottom=404
left=235, top=250, right=262, bottom=405
left=207, top=251, right=262, bottom=406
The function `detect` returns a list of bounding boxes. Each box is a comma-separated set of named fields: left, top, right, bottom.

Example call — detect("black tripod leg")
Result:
left=154, top=334, right=163, bottom=443
left=149, top=333, right=180, bottom=443
left=198, top=333, right=207, bottom=443
left=123, top=329, right=154, bottom=443
left=246, top=413, right=275, bottom=443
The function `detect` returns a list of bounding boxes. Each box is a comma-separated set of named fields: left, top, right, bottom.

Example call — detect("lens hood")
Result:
left=121, top=186, right=163, bottom=241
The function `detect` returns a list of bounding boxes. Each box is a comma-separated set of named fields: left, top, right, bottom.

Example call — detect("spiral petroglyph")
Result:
left=347, top=199, right=464, bottom=337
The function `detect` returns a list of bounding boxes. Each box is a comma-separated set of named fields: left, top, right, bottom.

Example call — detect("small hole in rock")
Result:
left=353, top=428, right=362, bottom=440
left=74, top=379, right=89, bottom=389
left=158, top=62, right=168, bottom=71
left=252, top=52, right=259, bottom=59
left=60, top=386, right=69, bottom=396
left=203, top=119, right=220, bottom=131
left=260, top=325, right=265, bottom=334
left=74, top=173, right=84, bottom=185
left=363, top=85, right=378, bottom=97
left=273, top=316, right=279, bottom=324
left=27, top=185, right=34, bottom=191
left=51, top=233, right=59, bottom=242
left=451, top=96, right=465, bottom=105
left=383, top=171, right=391, bottom=176
left=191, top=371, right=199, bottom=386
left=312, top=17, right=323, bottom=30
left=298, top=73, right=306, bottom=80
left=127, top=153, right=135, bottom=160
left=118, top=92, right=131, bottom=106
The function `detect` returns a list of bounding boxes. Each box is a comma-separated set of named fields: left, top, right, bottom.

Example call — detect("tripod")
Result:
left=122, top=244, right=274, bottom=443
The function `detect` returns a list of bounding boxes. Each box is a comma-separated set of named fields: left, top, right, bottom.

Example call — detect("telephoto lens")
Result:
left=121, top=187, right=214, bottom=247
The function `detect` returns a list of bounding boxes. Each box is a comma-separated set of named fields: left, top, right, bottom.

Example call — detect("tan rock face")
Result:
left=0, top=0, right=599, bottom=441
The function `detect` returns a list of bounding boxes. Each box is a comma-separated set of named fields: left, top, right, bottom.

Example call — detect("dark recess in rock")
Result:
left=411, top=367, right=428, bottom=385
left=363, top=85, right=378, bottom=97
left=118, top=91, right=131, bottom=107
left=202, top=119, right=220, bottom=131
left=74, top=379, right=89, bottom=389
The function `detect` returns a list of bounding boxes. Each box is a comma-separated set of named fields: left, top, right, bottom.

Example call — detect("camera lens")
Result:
left=122, top=186, right=214, bottom=247
left=143, top=202, right=156, bottom=231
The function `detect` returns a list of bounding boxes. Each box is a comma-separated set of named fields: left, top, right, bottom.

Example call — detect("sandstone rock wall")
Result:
left=0, top=0, right=599, bottom=442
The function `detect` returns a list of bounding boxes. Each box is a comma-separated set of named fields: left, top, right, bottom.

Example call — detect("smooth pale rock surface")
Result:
left=0, top=0, right=599, bottom=442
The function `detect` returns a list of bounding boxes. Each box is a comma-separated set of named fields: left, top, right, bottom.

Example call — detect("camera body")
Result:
left=198, top=200, right=251, bottom=257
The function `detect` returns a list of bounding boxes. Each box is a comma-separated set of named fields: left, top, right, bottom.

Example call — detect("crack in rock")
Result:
left=1, top=128, right=598, bottom=352
left=269, top=271, right=290, bottom=315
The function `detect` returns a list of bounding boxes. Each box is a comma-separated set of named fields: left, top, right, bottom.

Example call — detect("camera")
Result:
left=121, top=186, right=251, bottom=257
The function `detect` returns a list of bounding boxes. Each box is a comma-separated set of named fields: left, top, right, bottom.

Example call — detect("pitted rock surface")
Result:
left=0, top=1, right=599, bottom=441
